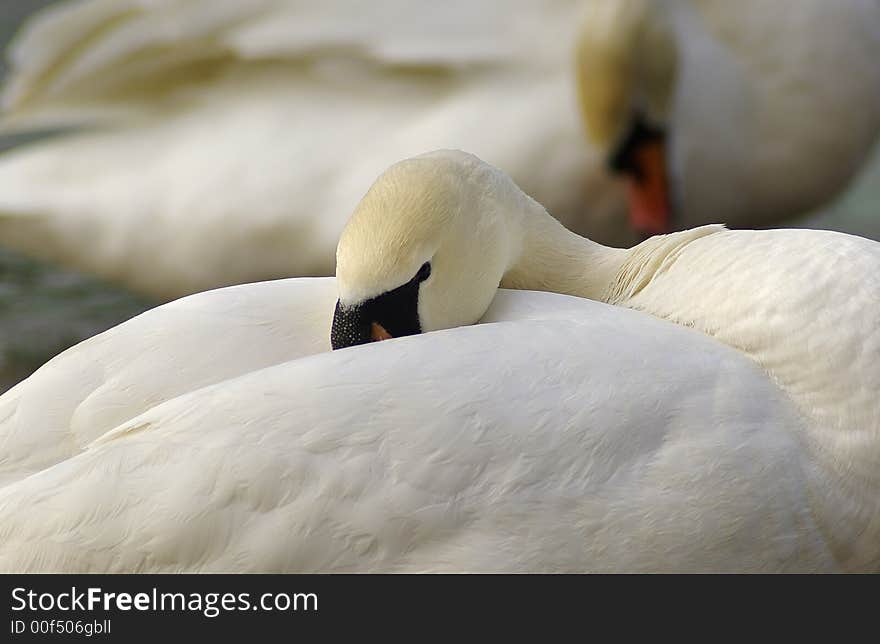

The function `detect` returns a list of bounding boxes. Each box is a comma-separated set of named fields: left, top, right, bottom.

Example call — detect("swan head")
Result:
left=576, top=0, right=677, bottom=235
left=331, top=150, right=521, bottom=350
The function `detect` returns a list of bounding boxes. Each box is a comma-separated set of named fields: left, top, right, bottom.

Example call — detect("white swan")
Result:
left=576, top=0, right=880, bottom=234
left=0, top=0, right=627, bottom=299
left=0, top=150, right=877, bottom=571
left=331, top=150, right=880, bottom=570
left=3, top=1, right=876, bottom=298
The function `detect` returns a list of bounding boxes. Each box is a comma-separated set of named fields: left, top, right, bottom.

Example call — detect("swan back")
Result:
left=0, top=278, right=337, bottom=486
left=0, top=292, right=829, bottom=572
left=611, top=227, right=880, bottom=568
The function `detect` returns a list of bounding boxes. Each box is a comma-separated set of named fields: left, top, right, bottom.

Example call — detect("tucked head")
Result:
left=576, top=0, right=677, bottom=235
left=331, top=150, right=523, bottom=350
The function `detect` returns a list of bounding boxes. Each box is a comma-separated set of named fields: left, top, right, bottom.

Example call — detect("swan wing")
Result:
left=0, top=296, right=826, bottom=572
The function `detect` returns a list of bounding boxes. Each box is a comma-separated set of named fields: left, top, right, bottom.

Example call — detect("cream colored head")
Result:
left=332, top=150, right=524, bottom=348
left=575, top=0, right=677, bottom=151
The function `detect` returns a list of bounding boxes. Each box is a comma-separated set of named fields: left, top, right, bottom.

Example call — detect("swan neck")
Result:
left=501, top=201, right=627, bottom=302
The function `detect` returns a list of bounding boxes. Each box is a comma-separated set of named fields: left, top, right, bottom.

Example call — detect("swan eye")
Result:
left=416, top=261, right=431, bottom=282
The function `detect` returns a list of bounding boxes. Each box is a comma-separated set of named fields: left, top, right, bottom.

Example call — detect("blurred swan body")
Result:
left=0, top=279, right=837, bottom=572
left=576, top=0, right=880, bottom=231
left=3, top=1, right=877, bottom=297
left=0, top=0, right=627, bottom=299
left=1, top=150, right=878, bottom=571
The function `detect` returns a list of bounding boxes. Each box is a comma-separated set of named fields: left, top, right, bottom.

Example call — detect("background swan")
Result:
left=3, top=0, right=879, bottom=301
left=576, top=0, right=880, bottom=234
left=0, top=0, right=627, bottom=300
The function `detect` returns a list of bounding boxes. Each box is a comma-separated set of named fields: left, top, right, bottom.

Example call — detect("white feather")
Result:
left=0, top=0, right=627, bottom=298
left=0, top=281, right=833, bottom=572
left=577, top=0, right=880, bottom=227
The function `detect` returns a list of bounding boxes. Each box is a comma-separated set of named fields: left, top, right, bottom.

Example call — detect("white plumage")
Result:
left=0, top=281, right=832, bottom=572
left=0, top=277, right=337, bottom=487
left=577, top=0, right=880, bottom=228
left=0, top=150, right=877, bottom=572
left=3, top=0, right=879, bottom=298
left=0, top=0, right=625, bottom=298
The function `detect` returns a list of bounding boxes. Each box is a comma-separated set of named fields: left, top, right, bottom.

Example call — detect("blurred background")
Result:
left=0, top=0, right=151, bottom=391
left=0, top=0, right=878, bottom=392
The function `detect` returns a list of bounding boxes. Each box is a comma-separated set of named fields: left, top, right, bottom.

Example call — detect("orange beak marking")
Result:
left=371, top=322, right=393, bottom=342
left=625, top=140, right=671, bottom=236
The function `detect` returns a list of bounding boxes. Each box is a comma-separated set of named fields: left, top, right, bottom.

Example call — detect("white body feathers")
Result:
left=0, top=279, right=837, bottom=572
left=0, top=0, right=626, bottom=298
